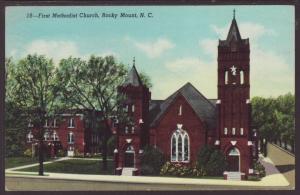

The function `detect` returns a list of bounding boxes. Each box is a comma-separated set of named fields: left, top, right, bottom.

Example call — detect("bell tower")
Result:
left=216, top=11, right=253, bottom=179
left=114, top=57, right=151, bottom=175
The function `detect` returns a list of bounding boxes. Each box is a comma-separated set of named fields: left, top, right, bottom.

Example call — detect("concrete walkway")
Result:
left=5, top=155, right=289, bottom=188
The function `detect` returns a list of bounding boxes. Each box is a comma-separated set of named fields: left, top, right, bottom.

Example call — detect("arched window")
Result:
left=171, top=129, right=190, bottom=162
left=68, top=132, right=74, bottom=143
left=240, top=70, right=244, bottom=84
left=68, top=118, right=75, bottom=128
left=27, top=132, right=33, bottom=142
left=44, top=132, right=50, bottom=141
left=225, top=71, right=228, bottom=84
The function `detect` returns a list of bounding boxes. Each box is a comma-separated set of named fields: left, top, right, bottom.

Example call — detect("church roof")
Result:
left=149, top=82, right=216, bottom=130
left=122, top=65, right=143, bottom=87
left=219, top=11, right=249, bottom=46
left=226, top=18, right=242, bottom=42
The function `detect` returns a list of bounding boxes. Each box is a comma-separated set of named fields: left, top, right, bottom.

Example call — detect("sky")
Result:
left=5, top=6, right=295, bottom=99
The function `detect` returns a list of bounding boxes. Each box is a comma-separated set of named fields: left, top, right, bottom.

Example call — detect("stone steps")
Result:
left=121, top=168, right=135, bottom=176
left=226, top=172, right=242, bottom=181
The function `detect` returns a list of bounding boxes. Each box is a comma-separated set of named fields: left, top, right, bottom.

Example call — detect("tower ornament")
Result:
left=230, top=65, right=237, bottom=76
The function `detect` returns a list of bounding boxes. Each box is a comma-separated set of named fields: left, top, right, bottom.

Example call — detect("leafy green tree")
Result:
left=57, top=55, right=152, bottom=171
left=56, top=55, right=128, bottom=170
left=251, top=93, right=295, bottom=153
left=6, top=54, right=61, bottom=175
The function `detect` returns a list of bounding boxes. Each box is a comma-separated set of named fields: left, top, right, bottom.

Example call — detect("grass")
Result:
left=5, top=157, right=39, bottom=169
left=16, top=159, right=115, bottom=175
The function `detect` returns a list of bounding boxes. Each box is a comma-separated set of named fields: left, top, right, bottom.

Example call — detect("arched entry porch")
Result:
left=227, top=147, right=240, bottom=172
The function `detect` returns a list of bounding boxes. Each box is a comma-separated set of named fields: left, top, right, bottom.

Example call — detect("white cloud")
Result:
left=195, top=21, right=293, bottom=98
left=160, top=21, right=292, bottom=99
left=211, top=22, right=277, bottom=41
left=22, top=40, right=80, bottom=65
left=160, top=57, right=217, bottom=99
left=128, top=37, right=175, bottom=58
left=14, top=39, right=118, bottom=66
left=199, top=39, right=218, bottom=58
left=250, top=46, right=294, bottom=97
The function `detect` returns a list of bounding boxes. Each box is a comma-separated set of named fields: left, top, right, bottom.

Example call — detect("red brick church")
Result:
left=115, top=15, right=258, bottom=179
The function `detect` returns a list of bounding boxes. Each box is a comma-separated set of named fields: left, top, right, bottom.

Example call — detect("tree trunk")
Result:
left=284, top=141, right=288, bottom=150
left=101, top=120, right=112, bottom=171
left=279, top=139, right=282, bottom=147
left=102, top=132, right=108, bottom=171
left=38, top=139, right=44, bottom=176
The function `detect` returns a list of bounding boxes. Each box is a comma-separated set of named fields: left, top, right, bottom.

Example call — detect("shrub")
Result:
left=253, top=160, right=266, bottom=178
left=74, top=149, right=83, bottom=157
left=57, top=149, right=66, bottom=157
left=140, top=145, right=165, bottom=175
left=197, top=145, right=227, bottom=176
left=160, top=162, right=206, bottom=177
left=23, top=148, right=32, bottom=157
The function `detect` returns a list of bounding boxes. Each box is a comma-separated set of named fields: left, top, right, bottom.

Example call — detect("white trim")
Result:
left=214, top=140, right=220, bottom=145
left=132, top=104, right=135, bottom=112
left=178, top=105, right=182, bottom=116
left=240, top=128, right=244, bottom=135
left=68, top=118, right=75, bottom=128
left=114, top=149, right=118, bottom=153
left=126, top=139, right=132, bottom=143
left=139, top=119, right=144, bottom=124
left=230, top=141, right=237, bottom=146
left=216, top=99, right=221, bottom=104
left=61, top=113, right=84, bottom=117
left=246, top=99, right=251, bottom=104
left=248, top=141, right=253, bottom=146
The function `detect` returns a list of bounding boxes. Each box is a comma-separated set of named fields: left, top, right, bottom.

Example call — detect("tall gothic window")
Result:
left=171, top=129, right=190, bottom=162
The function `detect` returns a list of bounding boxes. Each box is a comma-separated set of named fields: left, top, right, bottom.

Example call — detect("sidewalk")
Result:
left=5, top=155, right=289, bottom=188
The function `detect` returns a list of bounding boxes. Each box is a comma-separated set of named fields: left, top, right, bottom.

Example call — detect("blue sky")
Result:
left=6, top=6, right=294, bottom=99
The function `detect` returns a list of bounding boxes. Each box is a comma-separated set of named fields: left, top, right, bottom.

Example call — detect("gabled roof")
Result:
left=122, top=65, right=143, bottom=87
left=149, top=82, right=216, bottom=130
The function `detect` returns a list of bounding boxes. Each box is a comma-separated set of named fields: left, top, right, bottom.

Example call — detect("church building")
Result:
left=114, top=14, right=259, bottom=180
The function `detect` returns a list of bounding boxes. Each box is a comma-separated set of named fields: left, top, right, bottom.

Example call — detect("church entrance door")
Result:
left=124, top=145, right=135, bottom=167
left=227, top=147, right=240, bottom=172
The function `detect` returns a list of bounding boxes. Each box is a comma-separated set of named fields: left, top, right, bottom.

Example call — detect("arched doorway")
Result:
left=124, top=145, right=135, bottom=167
left=227, top=147, right=240, bottom=172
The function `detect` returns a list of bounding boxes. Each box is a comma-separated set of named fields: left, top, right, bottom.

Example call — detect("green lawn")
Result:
left=16, top=159, right=115, bottom=175
left=5, top=157, right=39, bottom=169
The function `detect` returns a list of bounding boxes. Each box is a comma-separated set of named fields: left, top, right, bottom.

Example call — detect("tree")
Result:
left=5, top=58, right=28, bottom=157
left=197, top=145, right=227, bottom=176
left=7, top=54, right=61, bottom=175
left=57, top=55, right=128, bottom=170
left=251, top=93, right=295, bottom=153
